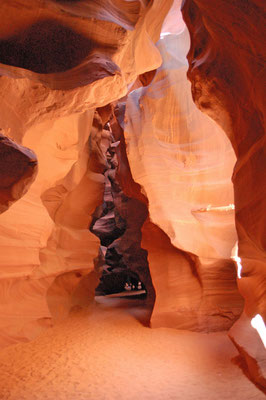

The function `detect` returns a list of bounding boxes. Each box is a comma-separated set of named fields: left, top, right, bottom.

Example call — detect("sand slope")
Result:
left=0, top=305, right=264, bottom=400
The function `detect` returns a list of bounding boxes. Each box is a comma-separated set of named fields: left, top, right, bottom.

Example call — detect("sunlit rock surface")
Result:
left=125, top=31, right=237, bottom=259
left=113, top=99, right=243, bottom=331
left=0, top=111, right=103, bottom=346
left=0, top=0, right=173, bottom=346
left=182, top=0, right=266, bottom=388
left=229, top=314, right=266, bottom=389
left=0, top=4, right=264, bottom=396
left=0, top=0, right=173, bottom=141
left=124, top=13, right=243, bottom=330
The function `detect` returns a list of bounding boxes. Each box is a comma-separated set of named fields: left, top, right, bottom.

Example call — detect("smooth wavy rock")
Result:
left=0, top=0, right=173, bottom=143
left=0, top=111, right=103, bottom=345
left=122, top=2, right=245, bottom=331
left=125, top=31, right=236, bottom=259
left=0, top=0, right=173, bottom=346
left=182, top=0, right=266, bottom=388
left=114, top=101, right=243, bottom=331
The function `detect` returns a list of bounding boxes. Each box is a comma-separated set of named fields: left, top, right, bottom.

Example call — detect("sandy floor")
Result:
left=0, top=303, right=264, bottom=400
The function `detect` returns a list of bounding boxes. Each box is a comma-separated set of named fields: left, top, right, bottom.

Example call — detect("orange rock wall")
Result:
left=0, top=0, right=173, bottom=346
left=123, top=13, right=243, bottom=331
left=181, top=0, right=266, bottom=388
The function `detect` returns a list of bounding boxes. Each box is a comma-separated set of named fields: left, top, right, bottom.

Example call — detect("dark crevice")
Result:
left=89, top=104, right=155, bottom=322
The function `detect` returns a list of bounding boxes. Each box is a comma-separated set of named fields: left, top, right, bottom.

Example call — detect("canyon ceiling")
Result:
left=0, top=0, right=265, bottom=391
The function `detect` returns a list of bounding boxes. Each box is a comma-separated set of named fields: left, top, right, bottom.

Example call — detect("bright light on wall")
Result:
left=231, top=242, right=242, bottom=279
left=251, top=314, right=266, bottom=348
left=160, top=32, right=172, bottom=39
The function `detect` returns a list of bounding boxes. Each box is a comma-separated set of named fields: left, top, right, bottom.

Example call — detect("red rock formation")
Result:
left=0, top=0, right=173, bottom=346
left=0, top=111, right=103, bottom=346
left=182, top=0, right=266, bottom=388
left=125, top=31, right=237, bottom=260
left=114, top=103, right=243, bottom=331
left=0, top=133, right=37, bottom=213
left=0, top=5, right=263, bottom=395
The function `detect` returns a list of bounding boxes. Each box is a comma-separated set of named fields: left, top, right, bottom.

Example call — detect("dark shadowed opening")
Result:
left=0, top=20, right=103, bottom=73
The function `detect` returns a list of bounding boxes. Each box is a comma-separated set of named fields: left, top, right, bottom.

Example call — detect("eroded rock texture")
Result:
left=0, top=134, right=37, bottom=213
left=0, top=111, right=103, bottom=345
left=0, top=0, right=173, bottom=346
left=124, top=10, right=243, bottom=331
left=115, top=93, right=243, bottom=331
left=181, top=0, right=266, bottom=388
left=0, top=5, right=263, bottom=396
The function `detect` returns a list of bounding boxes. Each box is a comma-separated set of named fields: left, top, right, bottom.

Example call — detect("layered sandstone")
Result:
left=0, top=0, right=173, bottom=345
left=181, top=0, right=266, bottom=388
left=0, top=1, right=264, bottom=393
left=123, top=17, right=243, bottom=330
left=0, top=134, right=37, bottom=213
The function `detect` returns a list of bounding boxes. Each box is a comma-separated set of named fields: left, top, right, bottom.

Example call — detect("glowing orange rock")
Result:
left=182, top=0, right=266, bottom=388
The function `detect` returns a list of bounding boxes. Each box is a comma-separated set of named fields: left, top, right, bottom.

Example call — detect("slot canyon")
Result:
left=0, top=0, right=265, bottom=399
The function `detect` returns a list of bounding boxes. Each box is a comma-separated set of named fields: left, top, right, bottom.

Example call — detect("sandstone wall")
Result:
left=124, top=17, right=243, bottom=330
left=182, top=0, right=266, bottom=388
left=0, top=0, right=173, bottom=345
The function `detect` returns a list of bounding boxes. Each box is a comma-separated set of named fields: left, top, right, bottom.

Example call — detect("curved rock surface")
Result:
left=125, top=30, right=237, bottom=260
left=0, top=133, right=37, bottom=213
left=0, top=111, right=102, bottom=346
left=123, top=8, right=243, bottom=331
left=0, top=0, right=173, bottom=346
left=181, top=0, right=266, bottom=388
left=0, top=2, right=264, bottom=394
left=114, top=100, right=243, bottom=331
